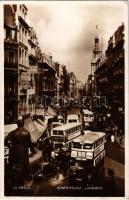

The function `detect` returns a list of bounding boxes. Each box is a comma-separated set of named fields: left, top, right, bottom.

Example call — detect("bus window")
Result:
left=69, top=119, right=77, bottom=123
left=53, top=130, right=63, bottom=135
left=65, top=130, right=68, bottom=137
left=73, top=142, right=82, bottom=149
left=83, top=143, right=93, bottom=149
left=55, top=143, right=63, bottom=149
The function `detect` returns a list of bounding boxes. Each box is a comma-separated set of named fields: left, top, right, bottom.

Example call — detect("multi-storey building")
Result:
left=4, top=5, right=18, bottom=124
left=76, top=80, right=84, bottom=97
left=4, top=4, right=39, bottom=122
left=38, top=53, right=56, bottom=106
left=91, top=30, right=102, bottom=96
left=27, top=27, right=38, bottom=113
left=68, top=72, right=77, bottom=98
left=16, top=5, right=30, bottom=117
left=85, top=74, right=93, bottom=96
left=55, top=62, right=63, bottom=100
left=95, top=23, right=124, bottom=130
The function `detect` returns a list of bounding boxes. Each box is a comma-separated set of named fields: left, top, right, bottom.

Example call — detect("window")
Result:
left=6, top=29, right=11, bottom=40
left=8, top=52, right=15, bottom=63
left=65, top=131, right=68, bottom=137
left=19, top=48, right=21, bottom=63
left=22, top=49, right=24, bottom=64
left=73, top=142, right=82, bottom=149
left=83, top=143, right=93, bottom=149
left=25, top=51, right=27, bottom=65
left=53, top=130, right=63, bottom=136
left=55, top=143, right=63, bottom=148
left=19, top=25, right=21, bottom=40
left=25, top=30, right=27, bottom=44
left=22, top=27, right=24, bottom=42
left=12, top=30, right=15, bottom=40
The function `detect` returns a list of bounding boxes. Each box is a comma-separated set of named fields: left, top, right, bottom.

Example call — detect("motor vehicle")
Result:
left=70, top=131, right=106, bottom=185
left=82, top=109, right=94, bottom=129
left=66, top=114, right=80, bottom=124
left=51, top=122, right=82, bottom=153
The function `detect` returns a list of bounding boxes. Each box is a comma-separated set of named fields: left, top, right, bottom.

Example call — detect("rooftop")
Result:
left=52, top=122, right=82, bottom=131
left=73, top=131, right=106, bottom=144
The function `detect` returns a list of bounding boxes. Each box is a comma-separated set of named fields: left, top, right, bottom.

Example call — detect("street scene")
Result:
left=4, top=2, right=126, bottom=197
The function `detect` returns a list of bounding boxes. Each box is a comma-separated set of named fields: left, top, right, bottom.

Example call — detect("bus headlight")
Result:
left=71, top=151, right=77, bottom=158
left=86, top=152, right=93, bottom=159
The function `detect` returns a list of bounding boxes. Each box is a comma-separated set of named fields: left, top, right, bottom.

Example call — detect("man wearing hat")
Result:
left=5, top=118, right=34, bottom=186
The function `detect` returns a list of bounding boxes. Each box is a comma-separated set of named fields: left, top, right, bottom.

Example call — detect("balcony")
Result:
left=18, top=16, right=29, bottom=29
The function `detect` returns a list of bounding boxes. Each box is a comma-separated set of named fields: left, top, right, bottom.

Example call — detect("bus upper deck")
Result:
left=71, top=131, right=106, bottom=165
left=73, top=131, right=106, bottom=146
left=51, top=122, right=82, bottom=151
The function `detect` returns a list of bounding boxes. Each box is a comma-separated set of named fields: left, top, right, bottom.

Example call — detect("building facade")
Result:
left=38, top=53, right=56, bottom=106
left=91, top=31, right=102, bottom=96
left=68, top=72, right=77, bottom=98
left=95, top=23, right=124, bottom=131
left=4, top=5, right=18, bottom=124
left=4, top=4, right=56, bottom=123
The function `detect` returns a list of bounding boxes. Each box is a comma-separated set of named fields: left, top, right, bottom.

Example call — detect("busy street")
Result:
left=3, top=2, right=125, bottom=198
left=4, top=104, right=125, bottom=196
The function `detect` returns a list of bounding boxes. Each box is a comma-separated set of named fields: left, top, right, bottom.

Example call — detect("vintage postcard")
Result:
left=1, top=0, right=128, bottom=198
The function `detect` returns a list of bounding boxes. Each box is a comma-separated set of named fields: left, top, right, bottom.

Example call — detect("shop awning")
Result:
left=46, top=106, right=57, bottom=117
left=33, top=120, right=47, bottom=134
left=4, top=124, right=17, bottom=138
left=24, top=117, right=42, bottom=143
left=37, top=118, right=46, bottom=126
left=45, top=115, right=55, bottom=125
left=35, top=108, right=45, bottom=116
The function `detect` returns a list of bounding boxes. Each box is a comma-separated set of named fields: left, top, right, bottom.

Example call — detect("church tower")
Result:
left=91, top=26, right=102, bottom=75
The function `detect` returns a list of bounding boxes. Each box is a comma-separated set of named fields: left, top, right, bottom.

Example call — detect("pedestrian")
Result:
left=51, top=150, right=56, bottom=164
left=119, top=135, right=122, bottom=144
left=111, top=134, right=115, bottom=143
left=5, top=119, right=35, bottom=186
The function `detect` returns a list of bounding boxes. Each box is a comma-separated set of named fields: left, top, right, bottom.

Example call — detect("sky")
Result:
left=26, top=1, right=127, bottom=82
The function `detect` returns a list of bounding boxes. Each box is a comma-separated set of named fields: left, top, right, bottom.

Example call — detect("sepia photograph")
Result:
left=3, top=1, right=128, bottom=197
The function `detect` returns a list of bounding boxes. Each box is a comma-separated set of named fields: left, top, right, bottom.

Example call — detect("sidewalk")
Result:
left=104, top=157, right=124, bottom=179
left=104, top=157, right=125, bottom=195
left=29, top=149, right=42, bottom=166
left=115, top=134, right=125, bottom=149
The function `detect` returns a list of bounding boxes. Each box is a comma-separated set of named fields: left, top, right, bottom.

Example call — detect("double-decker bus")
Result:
left=82, top=109, right=94, bottom=129
left=51, top=122, right=82, bottom=152
left=67, top=114, right=80, bottom=123
left=70, top=131, right=106, bottom=185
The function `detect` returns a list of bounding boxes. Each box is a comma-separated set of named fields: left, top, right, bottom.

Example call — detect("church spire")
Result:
left=91, top=25, right=102, bottom=75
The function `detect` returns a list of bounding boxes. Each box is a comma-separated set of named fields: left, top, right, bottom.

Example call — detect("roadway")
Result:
left=9, top=107, right=125, bottom=196
left=32, top=140, right=124, bottom=196
left=34, top=107, right=125, bottom=196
